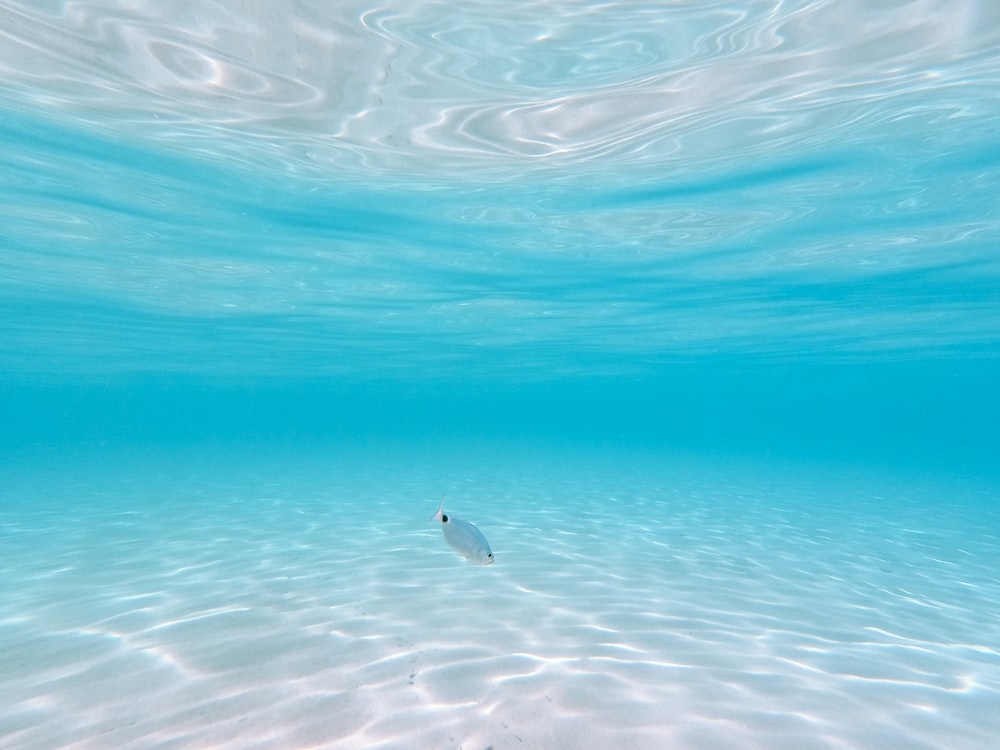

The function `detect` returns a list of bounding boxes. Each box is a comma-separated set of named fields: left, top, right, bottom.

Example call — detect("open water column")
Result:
left=1, top=1, right=998, bottom=749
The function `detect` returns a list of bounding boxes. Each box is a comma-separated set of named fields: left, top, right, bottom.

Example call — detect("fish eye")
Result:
left=441, top=514, right=448, bottom=523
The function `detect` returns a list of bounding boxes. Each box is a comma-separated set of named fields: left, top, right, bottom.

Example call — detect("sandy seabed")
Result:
left=1, top=447, right=998, bottom=749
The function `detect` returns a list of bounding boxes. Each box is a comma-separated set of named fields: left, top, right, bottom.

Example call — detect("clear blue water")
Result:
left=2, top=99, right=998, bottom=472
left=3, top=95, right=999, bottom=468
left=1, top=2, right=999, bottom=748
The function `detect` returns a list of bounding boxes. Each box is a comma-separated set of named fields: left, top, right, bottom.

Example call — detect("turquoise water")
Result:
left=2, top=2, right=999, bottom=748
left=2, top=95, right=998, bottom=472
left=1, top=2, right=999, bottom=473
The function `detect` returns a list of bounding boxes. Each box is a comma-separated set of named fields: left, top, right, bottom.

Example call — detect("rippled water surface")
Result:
left=2, top=0, right=999, bottom=382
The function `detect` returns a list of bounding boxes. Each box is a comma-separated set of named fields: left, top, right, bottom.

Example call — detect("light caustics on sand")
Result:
left=2, top=467, right=998, bottom=749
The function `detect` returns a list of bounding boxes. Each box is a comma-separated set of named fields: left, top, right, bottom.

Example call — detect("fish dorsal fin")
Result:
left=428, top=494, right=446, bottom=522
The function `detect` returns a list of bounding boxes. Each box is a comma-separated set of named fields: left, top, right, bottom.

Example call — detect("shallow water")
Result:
left=2, top=1, right=999, bottom=748
left=2, top=448, right=998, bottom=749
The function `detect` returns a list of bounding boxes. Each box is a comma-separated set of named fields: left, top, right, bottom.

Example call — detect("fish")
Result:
left=429, top=497, right=494, bottom=565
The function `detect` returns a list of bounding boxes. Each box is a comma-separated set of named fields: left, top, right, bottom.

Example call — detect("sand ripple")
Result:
left=1, top=456, right=998, bottom=748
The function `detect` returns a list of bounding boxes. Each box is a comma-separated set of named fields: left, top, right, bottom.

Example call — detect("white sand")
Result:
left=1, top=447, right=998, bottom=749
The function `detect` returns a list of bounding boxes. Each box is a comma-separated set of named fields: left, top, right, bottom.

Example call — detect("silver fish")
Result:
left=430, top=498, right=494, bottom=565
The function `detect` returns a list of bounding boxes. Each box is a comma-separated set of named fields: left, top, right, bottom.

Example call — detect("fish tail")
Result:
left=428, top=494, right=445, bottom=522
